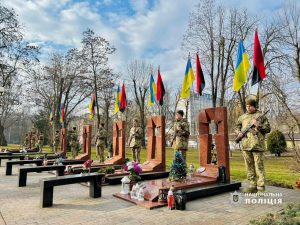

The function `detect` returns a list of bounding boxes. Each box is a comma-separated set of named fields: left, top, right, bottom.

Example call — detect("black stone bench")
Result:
left=6, top=160, right=43, bottom=175
left=0, top=152, right=12, bottom=156
left=0, top=155, right=25, bottom=166
left=19, top=165, right=66, bottom=187
left=40, top=173, right=104, bottom=207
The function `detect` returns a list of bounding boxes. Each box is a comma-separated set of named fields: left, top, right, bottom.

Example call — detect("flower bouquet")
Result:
left=124, top=161, right=143, bottom=181
left=82, top=159, right=93, bottom=173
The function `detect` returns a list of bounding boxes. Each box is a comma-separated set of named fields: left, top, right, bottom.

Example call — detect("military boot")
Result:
left=243, top=185, right=257, bottom=193
left=257, top=186, right=265, bottom=195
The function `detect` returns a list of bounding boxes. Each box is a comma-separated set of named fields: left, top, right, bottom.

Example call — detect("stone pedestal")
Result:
left=76, top=125, right=92, bottom=160
left=113, top=107, right=240, bottom=209
left=59, top=128, right=67, bottom=156
left=105, top=121, right=126, bottom=165
left=198, top=107, right=230, bottom=182
left=142, top=116, right=166, bottom=172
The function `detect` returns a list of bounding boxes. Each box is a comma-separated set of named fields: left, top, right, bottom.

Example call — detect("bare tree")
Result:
left=0, top=5, right=40, bottom=145
left=127, top=60, right=152, bottom=147
left=27, top=50, right=90, bottom=143
left=80, top=29, right=116, bottom=128
left=98, top=81, right=115, bottom=144
left=182, top=0, right=256, bottom=108
left=0, top=4, right=22, bottom=50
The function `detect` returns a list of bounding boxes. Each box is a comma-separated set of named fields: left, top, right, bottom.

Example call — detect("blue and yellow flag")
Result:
left=88, top=94, right=96, bottom=120
left=148, top=74, right=157, bottom=107
left=181, top=57, right=195, bottom=99
left=114, top=85, right=120, bottom=113
left=233, top=40, right=250, bottom=92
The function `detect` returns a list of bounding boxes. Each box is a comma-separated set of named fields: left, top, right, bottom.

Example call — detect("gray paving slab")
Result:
left=0, top=160, right=299, bottom=225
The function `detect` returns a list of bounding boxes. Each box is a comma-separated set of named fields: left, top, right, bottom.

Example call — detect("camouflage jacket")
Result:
left=96, top=127, right=107, bottom=146
left=236, top=110, right=271, bottom=151
left=23, top=137, right=29, bottom=146
left=53, top=134, right=60, bottom=145
left=173, top=118, right=190, bottom=150
left=129, top=126, right=143, bottom=148
left=69, top=131, right=79, bottom=148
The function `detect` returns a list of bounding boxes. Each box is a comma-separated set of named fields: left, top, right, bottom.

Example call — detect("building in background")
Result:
left=178, top=91, right=214, bottom=136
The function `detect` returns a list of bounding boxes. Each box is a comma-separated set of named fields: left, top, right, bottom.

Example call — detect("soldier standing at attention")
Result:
left=23, top=133, right=29, bottom=149
left=128, top=118, right=143, bottom=163
left=171, top=110, right=190, bottom=163
left=70, top=127, right=80, bottom=159
left=95, top=123, right=107, bottom=163
left=53, top=130, right=60, bottom=153
left=236, top=99, right=270, bottom=193
left=37, top=133, right=44, bottom=152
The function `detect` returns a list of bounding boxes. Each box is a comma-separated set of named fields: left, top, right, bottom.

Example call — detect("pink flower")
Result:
left=83, top=159, right=93, bottom=168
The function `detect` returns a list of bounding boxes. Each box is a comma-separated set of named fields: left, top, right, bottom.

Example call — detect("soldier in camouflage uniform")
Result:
left=171, top=110, right=190, bottom=162
left=53, top=130, right=60, bottom=153
left=23, top=133, right=29, bottom=149
left=128, top=118, right=143, bottom=162
left=95, top=123, right=107, bottom=163
left=236, top=99, right=271, bottom=193
left=70, top=127, right=80, bottom=159
left=36, top=133, right=44, bottom=152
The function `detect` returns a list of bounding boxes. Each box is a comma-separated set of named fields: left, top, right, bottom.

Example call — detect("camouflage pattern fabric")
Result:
left=129, top=126, right=143, bottom=162
left=70, top=130, right=79, bottom=159
left=242, top=151, right=265, bottom=187
left=236, top=110, right=270, bottom=189
left=173, top=118, right=190, bottom=151
left=236, top=110, right=270, bottom=151
left=96, top=127, right=107, bottom=162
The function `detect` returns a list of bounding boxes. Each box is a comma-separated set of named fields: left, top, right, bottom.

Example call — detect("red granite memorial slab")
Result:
left=142, top=116, right=166, bottom=172
left=76, top=125, right=92, bottom=161
left=105, top=121, right=126, bottom=165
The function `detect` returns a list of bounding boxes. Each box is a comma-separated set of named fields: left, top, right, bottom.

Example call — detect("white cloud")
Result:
left=130, top=0, right=149, bottom=14
left=2, top=0, right=289, bottom=93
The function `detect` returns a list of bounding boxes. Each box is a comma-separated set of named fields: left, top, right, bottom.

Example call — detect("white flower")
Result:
left=127, top=162, right=133, bottom=167
left=128, top=165, right=133, bottom=170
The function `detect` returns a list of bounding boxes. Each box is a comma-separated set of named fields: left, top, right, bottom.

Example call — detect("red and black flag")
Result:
left=119, top=83, right=127, bottom=112
left=251, top=30, right=266, bottom=86
left=156, top=67, right=165, bottom=106
left=195, top=53, right=205, bottom=95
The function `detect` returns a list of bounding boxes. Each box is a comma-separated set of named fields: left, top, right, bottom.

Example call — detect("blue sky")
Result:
left=2, top=0, right=286, bottom=88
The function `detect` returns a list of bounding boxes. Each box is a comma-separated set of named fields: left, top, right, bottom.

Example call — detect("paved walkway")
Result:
left=0, top=161, right=299, bottom=225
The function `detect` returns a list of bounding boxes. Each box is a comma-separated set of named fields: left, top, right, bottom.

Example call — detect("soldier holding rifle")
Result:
left=235, top=99, right=270, bottom=193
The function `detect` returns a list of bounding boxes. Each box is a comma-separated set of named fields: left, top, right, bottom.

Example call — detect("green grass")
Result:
left=2, top=144, right=299, bottom=189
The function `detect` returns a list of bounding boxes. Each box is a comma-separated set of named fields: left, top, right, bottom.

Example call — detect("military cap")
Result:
left=246, top=99, right=257, bottom=107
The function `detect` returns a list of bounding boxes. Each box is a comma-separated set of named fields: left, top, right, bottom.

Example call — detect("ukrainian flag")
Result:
left=88, top=94, right=96, bottom=120
left=114, top=85, right=120, bottom=113
left=148, top=74, right=157, bottom=107
left=181, top=57, right=195, bottom=99
left=233, top=40, right=250, bottom=92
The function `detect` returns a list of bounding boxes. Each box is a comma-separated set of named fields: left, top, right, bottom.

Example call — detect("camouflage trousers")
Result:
left=53, top=144, right=60, bottom=153
left=132, top=147, right=141, bottom=163
left=96, top=143, right=105, bottom=163
left=242, top=150, right=265, bottom=188
left=71, top=147, right=78, bottom=159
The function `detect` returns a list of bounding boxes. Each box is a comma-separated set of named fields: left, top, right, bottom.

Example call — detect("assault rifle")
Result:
left=235, top=110, right=269, bottom=144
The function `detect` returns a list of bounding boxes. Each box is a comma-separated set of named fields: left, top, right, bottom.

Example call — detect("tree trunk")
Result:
left=0, top=121, right=7, bottom=146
